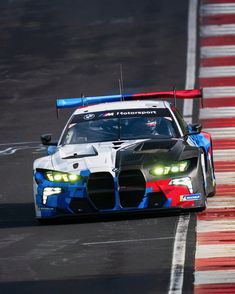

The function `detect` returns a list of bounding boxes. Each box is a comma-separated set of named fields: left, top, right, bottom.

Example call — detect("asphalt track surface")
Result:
left=0, top=1, right=196, bottom=293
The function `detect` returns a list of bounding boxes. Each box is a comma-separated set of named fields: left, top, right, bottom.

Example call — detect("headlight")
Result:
left=149, top=161, right=189, bottom=176
left=169, top=177, right=193, bottom=193
left=45, top=171, right=82, bottom=183
left=43, top=187, right=62, bottom=204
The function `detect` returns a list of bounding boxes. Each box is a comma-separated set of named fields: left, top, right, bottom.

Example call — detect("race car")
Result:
left=33, top=89, right=216, bottom=220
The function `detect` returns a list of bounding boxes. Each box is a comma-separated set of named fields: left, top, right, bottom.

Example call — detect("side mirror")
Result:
left=188, top=124, right=202, bottom=135
left=40, top=134, right=57, bottom=146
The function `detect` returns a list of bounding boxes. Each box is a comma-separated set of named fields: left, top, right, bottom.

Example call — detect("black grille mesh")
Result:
left=87, top=172, right=116, bottom=210
left=118, top=170, right=146, bottom=208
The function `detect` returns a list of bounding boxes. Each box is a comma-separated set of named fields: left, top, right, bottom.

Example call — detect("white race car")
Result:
left=33, top=89, right=216, bottom=220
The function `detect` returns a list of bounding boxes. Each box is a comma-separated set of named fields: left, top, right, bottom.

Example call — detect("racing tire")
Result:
left=191, top=151, right=207, bottom=212
left=206, top=154, right=216, bottom=197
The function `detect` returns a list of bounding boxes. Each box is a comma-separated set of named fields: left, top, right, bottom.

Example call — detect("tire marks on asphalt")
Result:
left=0, top=142, right=46, bottom=156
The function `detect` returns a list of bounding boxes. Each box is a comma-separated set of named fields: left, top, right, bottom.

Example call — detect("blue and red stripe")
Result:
left=56, top=89, right=202, bottom=109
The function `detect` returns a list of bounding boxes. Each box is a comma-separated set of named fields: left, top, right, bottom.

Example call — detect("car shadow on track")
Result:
left=0, top=202, right=190, bottom=228
left=0, top=203, right=38, bottom=228
left=47, top=211, right=188, bottom=226
left=0, top=271, right=177, bottom=294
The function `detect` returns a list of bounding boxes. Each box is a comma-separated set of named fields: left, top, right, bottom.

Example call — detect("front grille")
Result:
left=118, top=170, right=146, bottom=208
left=87, top=172, right=116, bottom=210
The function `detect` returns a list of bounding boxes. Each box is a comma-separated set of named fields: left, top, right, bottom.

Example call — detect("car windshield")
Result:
left=61, top=109, right=178, bottom=144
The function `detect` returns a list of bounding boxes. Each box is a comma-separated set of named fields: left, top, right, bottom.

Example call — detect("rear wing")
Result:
left=56, top=88, right=203, bottom=114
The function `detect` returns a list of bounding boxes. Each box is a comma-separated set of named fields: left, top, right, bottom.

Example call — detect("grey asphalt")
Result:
left=0, top=1, right=195, bottom=293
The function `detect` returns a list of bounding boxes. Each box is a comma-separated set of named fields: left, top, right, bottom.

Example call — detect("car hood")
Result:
left=117, top=138, right=198, bottom=168
left=51, top=140, right=146, bottom=174
left=50, top=138, right=198, bottom=174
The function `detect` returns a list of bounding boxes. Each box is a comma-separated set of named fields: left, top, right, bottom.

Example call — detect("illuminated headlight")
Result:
left=43, top=187, right=62, bottom=204
left=45, top=171, right=81, bottom=183
left=169, top=177, right=193, bottom=193
left=149, top=161, right=189, bottom=176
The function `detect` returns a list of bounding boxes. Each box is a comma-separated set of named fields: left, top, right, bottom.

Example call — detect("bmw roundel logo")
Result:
left=83, top=113, right=95, bottom=120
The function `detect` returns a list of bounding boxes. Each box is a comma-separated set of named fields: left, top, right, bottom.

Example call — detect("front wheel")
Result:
left=206, top=159, right=216, bottom=197
left=193, top=152, right=208, bottom=212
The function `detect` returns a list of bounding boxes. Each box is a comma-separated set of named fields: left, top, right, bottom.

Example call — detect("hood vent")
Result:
left=136, top=139, right=178, bottom=152
left=112, top=141, right=124, bottom=145
left=112, top=141, right=124, bottom=150
left=62, top=145, right=98, bottom=159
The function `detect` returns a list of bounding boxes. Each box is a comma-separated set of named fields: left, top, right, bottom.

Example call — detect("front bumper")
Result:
left=34, top=171, right=205, bottom=219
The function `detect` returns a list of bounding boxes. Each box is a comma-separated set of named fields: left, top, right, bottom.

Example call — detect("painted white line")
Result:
left=200, top=107, right=235, bottom=119
left=201, top=46, right=235, bottom=58
left=183, top=0, right=198, bottom=124
left=201, top=4, right=235, bottom=16
left=195, top=270, right=235, bottom=285
left=196, top=244, right=235, bottom=259
left=201, top=24, right=235, bottom=37
left=82, top=236, right=174, bottom=246
left=203, top=86, right=235, bottom=98
left=168, top=214, right=190, bottom=294
left=197, top=219, right=235, bottom=233
left=200, top=66, right=235, bottom=78
left=214, top=149, right=235, bottom=161
left=168, top=1, right=197, bottom=293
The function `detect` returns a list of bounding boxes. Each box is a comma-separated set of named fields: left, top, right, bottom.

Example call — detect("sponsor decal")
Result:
left=116, top=110, right=157, bottom=116
left=83, top=113, right=95, bottom=120
left=99, top=112, right=115, bottom=118
left=99, top=110, right=157, bottom=118
left=73, top=108, right=169, bottom=123
left=180, top=193, right=201, bottom=201
left=40, top=207, right=55, bottom=210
